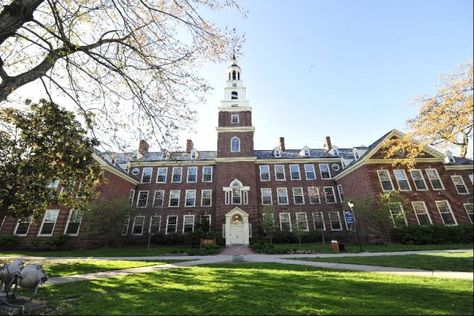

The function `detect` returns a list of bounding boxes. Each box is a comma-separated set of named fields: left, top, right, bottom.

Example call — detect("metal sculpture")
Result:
left=15, top=264, right=48, bottom=299
left=0, top=260, right=47, bottom=303
left=0, top=260, right=24, bottom=300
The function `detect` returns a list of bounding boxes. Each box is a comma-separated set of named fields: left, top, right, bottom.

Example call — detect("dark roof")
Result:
left=255, top=149, right=336, bottom=159
left=448, top=156, right=474, bottom=165
left=94, top=150, right=140, bottom=181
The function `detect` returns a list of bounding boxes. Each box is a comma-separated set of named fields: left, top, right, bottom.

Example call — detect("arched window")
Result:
left=237, top=72, right=240, bottom=80
left=231, top=137, right=240, bottom=153
left=232, top=70, right=236, bottom=80
left=231, top=91, right=238, bottom=100
left=224, top=179, right=249, bottom=205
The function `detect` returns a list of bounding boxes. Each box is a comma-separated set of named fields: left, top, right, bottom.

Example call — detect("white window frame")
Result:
left=292, top=187, right=305, bottom=205
left=410, top=169, right=428, bottom=191
left=425, top=168, right=445, bottom=190
left=202, top=166, right=213, bottom=182
left=411, top=201, right=433, bottom=225
left=328, top=211, right=343, bottom=231
left=274, top=148, right=281, bottom=158
left=259, top=165, right=270, bottom=181
left=185, top=190, right=196, bottom=207
left=128, top=189, right=135, bottom=206
left=0, top=216, right=5, bottom=232
left=201, top=214, right=212, bottom=228
left=37, top=209, right=60, bottom=237
left=187, top=166, right=198, bottom=183
left=295, top=212, right=309, bottom=231
left=156, top=167, right=168, bottom=183
left=304, top=164, right=316, bottom=180
left=393, top=169, right=412, bottom=191
left=231, top=114, right=239, bottom=124
left=64, top=209, right=83, bottom=236
left=183, top=215, right=195, bottom=233
left=388, top=202, right=408, bottom=227
left=274, top=165, right=286, bottom=181
left=122, top=216, right=130, bottom=236
left=152, top=190, right=165, bottom=208
left=136, top=190, right=149, bottom=208
left=149, top=215, right=161, bottom=234
left=131, top=216, right=146, bottom=236
left=377, top=170, right=395, bottom=192
left=289, top=164, right=301, bottom=180
left=308, top=187, right=321, bottom=204
left=279, top=212, right=292, bottom=231
left=276, top=187, right=289, bottom=205
left=166, top=215, right=178, bottom=234
left=319, top=164, right=332, bottom=179
left=201, top=189, right=212, bottom=207
left=435, top=200, right=458, bottom=226
left=169, top=190, right=181, bottom=207
left=451, top=175, right=469, bottom=195
left=312, top=212, right=326, bottom=231
left=463, top=203, right=473, bottom=224
left=141, top=167, right=153, bottom=183
left=171, top=167, right=183, bottom=183
left=323, top=186, right=336, bottom=204
left=14, top=217, right=31, bottom=237
left=261, top=188, right=273, bottom=205
left=231, top=136, right=240, bottom=153
left=337, top=185, right=344, bottom=203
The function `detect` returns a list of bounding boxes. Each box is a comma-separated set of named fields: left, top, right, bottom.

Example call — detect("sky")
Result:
left=179, top=0, right=473, bottom=155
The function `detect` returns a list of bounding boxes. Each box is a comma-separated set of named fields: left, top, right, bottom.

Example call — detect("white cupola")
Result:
left=220, top=55, right=250, bottom=110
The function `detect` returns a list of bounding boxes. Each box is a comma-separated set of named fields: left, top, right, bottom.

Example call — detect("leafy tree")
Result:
left=259, top=206, right=276, bottom=243
left=0, top=0, right=244, bottom=150
left=0, top=99, right=102, bottom=219
left=383, top=62, right=473, bottom=167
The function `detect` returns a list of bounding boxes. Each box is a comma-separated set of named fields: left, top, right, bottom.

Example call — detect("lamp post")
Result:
left=348, top=200, right=363, bottom=252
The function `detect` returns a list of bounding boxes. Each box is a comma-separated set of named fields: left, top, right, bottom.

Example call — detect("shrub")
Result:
left=0, top=235, right=16, bottom=248
left=272, top=230, right=298, bottom=244
left=47, top=234, right=71, bottom=250
left=393, top=224, right=473, bottom=244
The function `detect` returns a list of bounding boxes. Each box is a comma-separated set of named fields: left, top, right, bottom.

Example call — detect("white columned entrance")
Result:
left=225, top=207, right=250, bottom=246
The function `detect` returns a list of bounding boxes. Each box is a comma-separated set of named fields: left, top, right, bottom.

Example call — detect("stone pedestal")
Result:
left=0, top=294, right=46, bottom=315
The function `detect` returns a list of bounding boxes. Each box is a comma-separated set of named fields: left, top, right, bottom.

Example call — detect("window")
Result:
left=296, top=212, right=309, bottom=231
left=261, top=188, right=273, bottom=205
left=185, top=190, right=196, bottom=207
left=393, top=170, right=411, bottom=191
left=451, top=175, right=469, bottom=194
left=202, top=166, right=213, bottom=182
left=183, top=215, right=195, bottom=233
left=65, top=209, right=83, bottom=236
left=152, top=190, right=165, bottom=208
left=279, top=213, right=291, bottom=231
left=136, top=191, right=149, bottom=208
left=292, top=187, right=305, bottom=205
left=231, top=91, right=238, bottom=100
left=290, top=164, right=301, bottom=180
left=231, top=136, right=240, bottom=153
left=171, top=167, right=182, bottom=183
left=377, top=170, right=394, bottom=191
left=190, top=150, right=198, bottom=159
left=38, top=209, right=60, bottom=236
left=201, top=189, right=212, bottom=206
left=323, top=187, right=336, bottom=204
left=435, top=201, right=457, bottom=225
left=426, top=168, right=444, bottom=190
left=47, top=179, right=60, bottom=189
left=277, top=188, right=289, bottom=205
left=308, top=187, right=321, bottom=204
left=156, top=167, right=168, bottom=183
left=200, top=215, right=212, bottom=231
left=274, top=165, right=286, bottom=181
left=388, top=203, right=407, bottom=227
left=225, top=180, right=249, bottom=205
left=410, top=169, right=428, bottom=191
left=463, top=203, right=473, bottom=223
left=231, top=114, right=239, bottom=124
left=121, top=216, right=130, bottom=236
left=411, top=201, right=432, bottom=225
left=262, top=213, right=275, bottom=233
left=312, top=212, right=325, bottom=230
left=329, top=212, right=342, bottom=231
left=469, top=174, right=474, bottom=184
left=141, top=167, right=153, bottom=183
left=187, top=166, right=198, bottom=183
left=274, top=148, right=281, bottom=158
left=169, top=190, right=180, bottom=207
left=259, top=165, right=270, bottom=181
left=149, top=215, right=161, bottom=234
left=337, top=185, right=344, bottom=203
left=166, top=215, right=178, bottom=234
left=132, top=216, right=145, bottom=235
left=304, top=164, right=316, bottom=180
left=332, top=164, right=341, bottom=172
left=14, top=217, right=31, bottom=236
left=128, top=189, right=135, bottom=206
left=319, top=164, right=331, bottom=179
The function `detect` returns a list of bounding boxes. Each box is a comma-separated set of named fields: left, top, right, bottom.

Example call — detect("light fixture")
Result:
left=347, top=200, right=354, bottom=209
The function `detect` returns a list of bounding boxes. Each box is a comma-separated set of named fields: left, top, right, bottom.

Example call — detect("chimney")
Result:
left=186, top=139, right=194, bottom=153
left=324, top=136, right=332, bottom=151
left=279, top=137, right=285, bottom=151
left=138, top=139, right=149, bottom=156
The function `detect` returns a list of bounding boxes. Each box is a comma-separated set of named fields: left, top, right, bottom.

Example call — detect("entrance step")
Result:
left=221, top=245, right=254, bottom=256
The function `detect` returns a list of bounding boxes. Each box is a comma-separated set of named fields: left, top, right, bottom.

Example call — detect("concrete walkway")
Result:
left=24, top=248, right=471, bottom=284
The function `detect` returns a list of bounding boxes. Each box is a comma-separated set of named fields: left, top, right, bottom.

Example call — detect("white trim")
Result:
left=435, top=200, right=458, bottom=226
left=289, top=164, right=301, bottom=180
left=411, top=201, right=433, bottom=225
left=216, top=126, right=255, bottom=132
left=128, top=189, right=135, bottom=206
left=319, top=163, right=332, bottom=179
left=122, top=216, right=130, bottom=236
left=136, top=190, right=149, bottom=208
left=171, top=167, right=183, bottom=183
left=337, top=184, right=344, bottom=203
left=425, top=168, right=445, bottom=190
left=215, top=157, right=257, bottom=163
left=169, top=190, right=181, bottom=207
left=261, top=188, right=273, bottom=205
left=292, top=187, right=305, bottom=205
left=295, top=212, right=309, bottom=231
left=156, top=167, right=168, bottom=183
left=279, top=212, right=292, bottom=231
left=304, top=164, right=316, bottom=180
left=444, top=164, right=474, bottom=171
left=131, top=216, right=146, bottom=236
left=328, top=211, right=343, bottom=231
left=463, top=203, right=473, bottom=224
left=185, top=189, right=197, bottom=207
left=256, top=158, right=340, bottom=164
left=388, top=202, right=408, bottom=227
left=450, top=175, right=469, bottom=195
left=393, top=169, right=412, bottom=191
left=308, top=187, right=321, bottom=204
left=183, top=215, right=195, bottom=233
left=274, top=165, right=286, bottom=181
left=276, top=187, right=289, bottom=205
left=141, top=167, right=153, bottom=183
left=259, top=165, right=271, bottom=181
left=165, top=215, right=178, bottom=234
left=186, top=166, right=198, bottom=183
left=152, top=190, right=165, bottom=208
left=93, top=153, right=139, bottom=184
left=64, top=209, right=83, bottom=236
left=323, top=186, right=336, bottom=204
left=231, top=114, right=240, bottom=124
left=148, top=215, right=161, bottom=233
left=231, top=136, right=241, bottom=153
left=202, top=166, right=213, bottom=182
left=14, top=217, right=31, bottom=237
left=201, top=189, right=213, bottom=207
left=38, top=209, right=60, bottom=237
left=312, top=212, right=326, bottom=231
left=410, top=169, right=428, bottom=191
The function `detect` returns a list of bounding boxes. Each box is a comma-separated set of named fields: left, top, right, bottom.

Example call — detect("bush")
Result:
left=272, top=230, right=298, bottom=244
left=47, top=234, right=71, bottom=250
left=393, top=224, right=473, bottom=245
left=0, top=235, right=16, bottom=248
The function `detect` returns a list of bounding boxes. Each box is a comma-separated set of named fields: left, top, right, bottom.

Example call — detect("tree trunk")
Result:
left=0, top=0, right=44, bottom=46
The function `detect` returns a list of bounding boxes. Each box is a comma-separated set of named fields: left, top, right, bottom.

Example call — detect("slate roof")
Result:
left=448, top=156, right=474, bottom=165
left=254, top=149, right=336, bottom=159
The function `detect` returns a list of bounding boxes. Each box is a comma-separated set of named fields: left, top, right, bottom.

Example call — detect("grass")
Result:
left=0, top=244, right=220, bottom=258
left=34, top=263, right=473, bottom=315
left=299, top=250, right=474, bottom=272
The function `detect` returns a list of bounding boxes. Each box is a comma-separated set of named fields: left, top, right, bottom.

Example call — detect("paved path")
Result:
left=4, top=249, right=472, bottom=285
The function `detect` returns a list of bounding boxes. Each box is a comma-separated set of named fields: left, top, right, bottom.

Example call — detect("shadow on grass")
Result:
left=34, top=263, right=473, bottom=315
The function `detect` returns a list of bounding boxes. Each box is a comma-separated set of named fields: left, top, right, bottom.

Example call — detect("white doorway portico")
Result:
left=225, top=207, right=250, bottom=246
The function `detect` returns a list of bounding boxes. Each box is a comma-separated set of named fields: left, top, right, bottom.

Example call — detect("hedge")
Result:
left=392, top=224, right=473, bottom=245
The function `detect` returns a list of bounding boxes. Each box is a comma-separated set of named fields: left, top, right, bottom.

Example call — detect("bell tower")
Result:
left=216, top=55, right=255, bottom=157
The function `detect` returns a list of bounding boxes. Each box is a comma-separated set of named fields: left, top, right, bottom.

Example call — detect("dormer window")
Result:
left=333, top=148, right=339, bottom=156
left=190, top=149, right=198, bottom=160
left=231, top=136, right=240, bottom=153
left=274, top=147, right=281, bottom=158
left=231, top=91, right=238, bottom=100
left=231, top=114, right=239, bottom=124
left=353, top=150, right=359, bottom=160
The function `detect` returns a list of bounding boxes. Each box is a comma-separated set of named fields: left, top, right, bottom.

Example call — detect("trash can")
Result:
left=331, top=240, right=340, bottom=253
left=338, top=243, right=345, bottom=252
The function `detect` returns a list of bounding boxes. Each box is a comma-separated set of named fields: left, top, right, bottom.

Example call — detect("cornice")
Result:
left=256, top=158, right=341, bottom=164
left=93, top=154, right=139, bottom=185
left=216, top=126, right=255, bottom=133
left=218, top=106, right=252, bottom=112
left=129, top=160, right=217, bottom=167
left=215, top=157, right=257, bottom=163
left=444, top=164, right=474, bottom=171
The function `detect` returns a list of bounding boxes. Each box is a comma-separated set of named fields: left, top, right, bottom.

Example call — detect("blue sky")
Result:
left=181, top=0, right=473, bottom=155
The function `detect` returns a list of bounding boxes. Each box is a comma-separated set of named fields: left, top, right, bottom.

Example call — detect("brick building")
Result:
left=1, top=57, right=472, bottom=247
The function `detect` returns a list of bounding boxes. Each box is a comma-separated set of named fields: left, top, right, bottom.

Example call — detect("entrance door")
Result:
left=229, top=223, right=245, bottom=244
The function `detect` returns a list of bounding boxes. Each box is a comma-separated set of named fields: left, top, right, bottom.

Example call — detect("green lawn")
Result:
left=34, top=263, right=473, bottom=315
left=300, top=250, right=474, bottom=272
